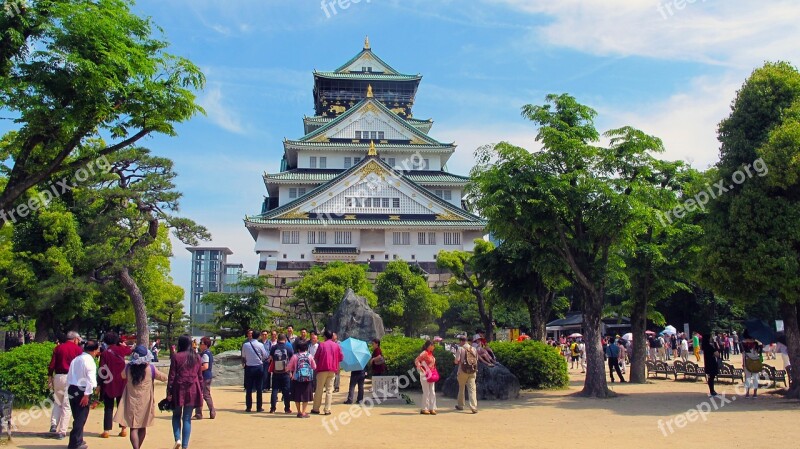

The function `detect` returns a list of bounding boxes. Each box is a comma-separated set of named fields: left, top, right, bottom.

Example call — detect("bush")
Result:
left=210, top=336, right=246, bottom=355
left=0, top=342, right=56, bottom=405
left=379, top=335, right=453, bottom=390
left=488, top=340, right=569, bottom=389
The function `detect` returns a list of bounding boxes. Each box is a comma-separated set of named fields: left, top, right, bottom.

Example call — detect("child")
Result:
left=287, top=339, right=316, bottom=418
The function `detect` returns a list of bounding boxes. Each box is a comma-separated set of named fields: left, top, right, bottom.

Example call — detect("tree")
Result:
left=201, top=275, right=272, bottom=338
left=437, top=240, right=495, bottom=341
left=700, top=62, right=800, bottom=397
left=471, top=95, right=663, bottom=397
left=476, top=239, right=570, bottom=341
left=0, top=0, right=204, bottom=225
left=375, top=261, right=448, bottom=337
left=292, top=261, right=376, bottom=331
left=77, top=148, right=208, bottom=347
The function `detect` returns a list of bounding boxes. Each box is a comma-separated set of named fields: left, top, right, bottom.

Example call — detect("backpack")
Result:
left=574, top=344, right=582, bottom=355
left=744, top=353, right=763, bottom=373
left=460, top=346, right=478, bottom=374
left=293, top=354, right=314, bottom=382
left=273, top=347, right=289, bottom=374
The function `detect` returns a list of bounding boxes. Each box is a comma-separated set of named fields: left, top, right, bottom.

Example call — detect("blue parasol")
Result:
left=339, top=338, right=371, bottom=372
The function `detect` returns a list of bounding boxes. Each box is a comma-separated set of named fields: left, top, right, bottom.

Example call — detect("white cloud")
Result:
left=197, top=85, right=247, bottom=134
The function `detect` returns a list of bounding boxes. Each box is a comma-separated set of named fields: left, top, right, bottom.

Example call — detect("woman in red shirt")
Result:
left=414, top=340, right=437, bottom=415
left=369, top=339, right=386, bottom=376
left=99, top=332, right=133, bottom=438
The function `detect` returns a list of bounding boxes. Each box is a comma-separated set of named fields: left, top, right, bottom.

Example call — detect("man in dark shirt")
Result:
left=269, top=334, right=294, bottom=414
left=48, top=331, right=83, bottom=439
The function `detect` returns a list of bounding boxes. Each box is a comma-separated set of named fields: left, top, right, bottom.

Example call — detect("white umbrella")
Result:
left=663, top=325, right=677, bottom=335
left=622, top=333, right=633, bottom=341
left=568, top=333, right=583, bottom=338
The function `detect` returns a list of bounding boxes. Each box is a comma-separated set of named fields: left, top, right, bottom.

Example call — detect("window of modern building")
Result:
left=282, top=231, right=300, bottom=244
left=310, top=156, right=317, bottom=168
left=444, top=232, right=462, bottom=245
left=344, top=157, right=352, bottom=169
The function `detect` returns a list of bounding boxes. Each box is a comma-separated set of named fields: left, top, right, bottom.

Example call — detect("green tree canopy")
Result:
left=437, top=239, right=495, bottom=340
left=201, top=275, right=273, bottom=338
left=375, top=261, right=447, bottom=337
left=292, top=261, right=376, bottom=330
left=0, top=0, right=204, bottom=224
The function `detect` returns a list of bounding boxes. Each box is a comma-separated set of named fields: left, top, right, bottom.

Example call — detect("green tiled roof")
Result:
left=285, top=141, right=454, bottom=152
left=245, top=218, right=486, bottom=228
left=263, top=169, right=469, bottom=185
left=297, top=97, right=448, bottom=146
left=334, top=48, right=404, bottom=75
left=315, top=71, right=421, bottom=81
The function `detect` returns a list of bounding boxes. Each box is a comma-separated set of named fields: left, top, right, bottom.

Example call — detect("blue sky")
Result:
left=18, top=1, right=800, bottom=304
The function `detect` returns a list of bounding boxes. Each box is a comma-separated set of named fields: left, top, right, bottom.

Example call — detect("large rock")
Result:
left=442, top=362, right=520, bottom=400
left=212, top=350, right=244, bottom=387
left=328, top=288, right=385, bottom=342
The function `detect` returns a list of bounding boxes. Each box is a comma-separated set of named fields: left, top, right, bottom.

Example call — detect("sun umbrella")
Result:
left=568, top=333, right=583, bottom=338
left=645, top=330, right=656, bottom=335
left=662, top=325, right=677, bottom=335
left=433, top=336, right=443, bottom=342
left=339, top=337, right=372, bottom=372
left=744, top=318, right=776, bottom=344
left=622, top=333, right=633, bottom=341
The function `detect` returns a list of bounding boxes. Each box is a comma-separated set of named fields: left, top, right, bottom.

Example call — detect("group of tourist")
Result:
left=47, top=332, right=213, bottom=449
left=414, top=334, right=481, bottom=415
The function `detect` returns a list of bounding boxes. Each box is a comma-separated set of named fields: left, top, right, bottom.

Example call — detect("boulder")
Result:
left=212, top=350, right=245, bottom=387
left=442, top=362, right=520, bottom=400
left=328, top=288, right=385, bottom=342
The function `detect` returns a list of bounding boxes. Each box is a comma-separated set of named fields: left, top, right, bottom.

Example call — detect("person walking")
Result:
left=332, top=332, right=341, bottom=393
left=114, top=345, right=168, bottom=449
left=742, top=336, right=763, bottom=399
left=151, top=340, right=160, bottom=363
left=701, top=332, right=721, bottom=397
left=680, top=335, right=689, bottom=362
left=287, top=339, right=316, bottom=418
left=48, top=331, right=83, bottom=440
left=269, top=333, right=294, bottom=414
left=692, top=332, right=701, bottom=362
left=605, top=337, right=626, bottom=383
left=241, top=329, right=268, bottom=412
left=167, top=335, right=203, bottom=449
left=194, top=337, right=216, bottom=419
left=369, top=339, right=386, bottom=377
left=98, top=332, right=132, bottom=439
left=415, top=340, right=438, bottom=415
left=578, top=339, right=587, bottom=374
left=311, top=330, right=343, bottom=415
left=66, top=339, right=101, bottom=449
left=732, top=331, right=740, bottom=355
left=453, top=335, right=478, bottom=414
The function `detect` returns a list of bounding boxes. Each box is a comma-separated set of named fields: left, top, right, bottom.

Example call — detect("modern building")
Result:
left=187, top=247, right=246, bottom=335
left=245, top=38, right=487, bottom=276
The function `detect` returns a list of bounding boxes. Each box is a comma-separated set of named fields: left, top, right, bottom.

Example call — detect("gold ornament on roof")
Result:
left=436, top=211, right=464, bottom=221
left=364, top=36, right=370, bottom=49
left=282, top=209, right=309, bottom=220
left=368, top=140, right=377, bottom=156
left=366, top=84, right=374, bottom=98
left=356, top=160, right=386, bottom=182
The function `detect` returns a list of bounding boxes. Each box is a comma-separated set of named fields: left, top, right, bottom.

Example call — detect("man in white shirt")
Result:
left=66, top=340, right=100, bottom=449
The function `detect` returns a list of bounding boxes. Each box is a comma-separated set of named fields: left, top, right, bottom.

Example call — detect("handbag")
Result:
left=425, top=366, right=440, bottom=383
left=373, top=355, right=385, bottom=366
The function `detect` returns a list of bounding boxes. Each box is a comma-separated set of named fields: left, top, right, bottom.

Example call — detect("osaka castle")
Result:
left=245, top=38, right=487, bottom=275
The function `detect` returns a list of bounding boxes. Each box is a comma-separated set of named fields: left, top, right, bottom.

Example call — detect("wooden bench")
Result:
left=652, top=361, right=675, bottom=379
left=682, top=362, right=705, bottom=381
left=761, top=364, right=788, bottom=388
left=672, top=360, right=686, bottom=379
left=716, top=363, right=743, bottom=384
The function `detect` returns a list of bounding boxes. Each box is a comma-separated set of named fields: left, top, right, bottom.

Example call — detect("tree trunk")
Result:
left=118, top=266, right=150, bottom=348
left=34, top=312, right=53, bottom=343
left=525, top=291, right=553, bottom=341
left=629, top=293, right=648, bottom=383
left=779, top=300, right=800, bottom=399
left=579, top=289, right=614, bottom=398
left=474, top=289, right=494, bottom=342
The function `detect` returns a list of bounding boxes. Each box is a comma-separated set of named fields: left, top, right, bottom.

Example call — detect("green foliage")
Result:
left=293, top=261, right=376, bottom=321
left=0, top=0, right=205, bottom=217
left=201, top=275, right=273, bottom=338
left=0, top=342, right=56, bottom=404
left=210, top=336, right=246, bottom=355
left=376, top=261, right=447, bottom=337
left=437, top=240, right=495, bottom=339
left=379, top=335, right=452, bottom=389
left=488, top=340, right=569, bottom=389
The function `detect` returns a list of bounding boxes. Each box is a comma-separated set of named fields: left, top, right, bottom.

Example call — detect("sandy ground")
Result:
left=4, top=357, right=797, bottom=449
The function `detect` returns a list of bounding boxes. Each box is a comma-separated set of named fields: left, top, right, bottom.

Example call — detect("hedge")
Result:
left=210, top=336, right=246, bottom=355
left=0, top=342, right=56, bottom=405
left=379, top=335, right=453, bottom=390
left=488, top=340, right=569, bottom=389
